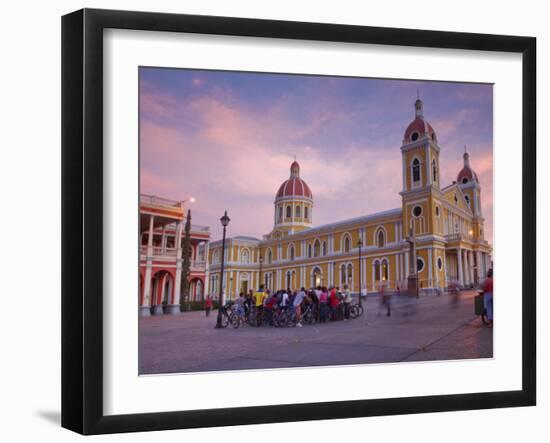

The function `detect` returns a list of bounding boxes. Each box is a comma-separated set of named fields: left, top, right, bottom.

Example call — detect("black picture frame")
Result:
left=61, top=8, right=536, bottom=435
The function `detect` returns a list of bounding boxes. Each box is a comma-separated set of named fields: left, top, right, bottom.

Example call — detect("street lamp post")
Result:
left=215, top=210, right=230, bottom=328
left=357, top=239, right=363, bottom=307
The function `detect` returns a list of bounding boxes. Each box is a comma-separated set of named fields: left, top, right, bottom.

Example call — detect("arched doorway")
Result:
left=239, top=273, right=250, bottom=295
left=151, top=270, right=174, bottom=315
left=189, top=277, right=205, bottom=302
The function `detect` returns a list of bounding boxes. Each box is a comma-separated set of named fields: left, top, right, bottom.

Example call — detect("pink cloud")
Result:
left=140, top=86, right=493, bottom=242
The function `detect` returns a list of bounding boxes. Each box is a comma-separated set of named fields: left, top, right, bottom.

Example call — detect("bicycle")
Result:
left=230, top=305, right=246, bottom=329
left=349, top=303, right=364, bottom=319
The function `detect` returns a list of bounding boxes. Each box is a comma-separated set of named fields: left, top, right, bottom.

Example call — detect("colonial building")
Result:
left=207, top=98, right=492, bottom=299
left=139, top=194, right=210, bottom=316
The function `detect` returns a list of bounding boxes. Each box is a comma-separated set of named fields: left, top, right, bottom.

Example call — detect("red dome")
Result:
left=457, top=167, right=479, bottom=184
left=457, top=151, right=479, bottom=184
left=276, top=177, right=313, bottom=199
left=403, top=117, right=437, bottom=143
left=276, top=160, right=313, bottom=199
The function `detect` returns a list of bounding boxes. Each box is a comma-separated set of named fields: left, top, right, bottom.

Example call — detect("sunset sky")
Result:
left=140, top=68, right=493, bottom=243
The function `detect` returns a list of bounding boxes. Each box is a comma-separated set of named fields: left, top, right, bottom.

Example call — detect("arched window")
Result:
left=464, top=195, right=470, bottom=206
left=341, top=264, right=346, bottom=284
left=308, top=244, right=312, bottom=258
left=377, top=229, right=385, bottom=248
left=432, top=159, right=438, bottom=183
left=381, top=259, right=389, bottom=281
left=286, top=205, right=291, bottom=218
left=312, top=267, right=322, bottom=287
left=412, top=158, right=421, bottom=183
left=241, top=248, right=250, bottom=264
left=267, top=249, right=272, bottom=264
left=343, top=235, right=351, bottom=253
left=289, top=245, right=295, bottom=261
left=304, top=206, right=309, bottom=220
left=295, top=205, right=301, bottom=218
left=374, top=261, right=381, bottom=282
left=322, top=241, right=327, bottom=256
left=212, top=250, right=220, bottom=264
left=278, top=206, right=283, bottom=222
left=347, top=264, right=353, bottom=283
left=314, top=239, right=320, bottom=257
left=417, top=258, right=424, bottom=272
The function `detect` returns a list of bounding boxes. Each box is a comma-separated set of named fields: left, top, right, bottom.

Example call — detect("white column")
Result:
left=427, top=248, right=433, bottom=288
left=476, top=251, right=482, bottom=283
left=443, top=251, right=448, bottom=287
left=235, top=271, right=240, bottom=298
left=142, top=215, right=155, bottom=309
left=402, top=151, right=407, bottom=192
left=468, top=251, right=475, bottom=283
left=464, top=250, right=472, bottom=284
left=469, top=250, right=475, bottom=285
left=426, top=143, right=432, bottom=185
left=371, top=262, right=375, bottom=292
left=362, top=257, right=366, bottom=294
left=395, top=254, right=400, bottom=287
left=405, top=251, right=410, bottom=277
left=457, top=248, right=464, bottom=286
left=204, top=241, right=210, bottom=295
left=161, top=226, right=167, bottom=253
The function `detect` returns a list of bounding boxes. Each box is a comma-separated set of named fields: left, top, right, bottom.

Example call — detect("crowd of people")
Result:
left=203, top=268, right=494, bottom=327
left=210, top=284, right=357, bottom=327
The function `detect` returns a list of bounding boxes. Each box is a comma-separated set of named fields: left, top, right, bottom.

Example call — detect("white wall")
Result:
left=0, top=0, right=547, bottom=441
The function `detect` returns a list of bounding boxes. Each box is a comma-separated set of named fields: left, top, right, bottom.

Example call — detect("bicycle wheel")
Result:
left=356, top=305, right=364, bottom=317
left=221, top=312, right=230, bottom=328
left=231, top=314, right=241, bottom=329
left=304, top=308, right=316, bottom=325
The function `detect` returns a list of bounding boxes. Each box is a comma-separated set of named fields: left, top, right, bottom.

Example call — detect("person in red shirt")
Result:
left=483, top=269, right=493, bottom=326
left=329, top=286, right=339, bottom=320
left=205, top=295, right=213, bottom=317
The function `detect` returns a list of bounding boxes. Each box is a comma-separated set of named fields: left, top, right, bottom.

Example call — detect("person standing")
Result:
left=329, top=286, right=339, bottom=320
left=205, top=295, right=212, bottom=317
left=483, top=269, right=493, bottom=326
left=319, top=287, right=328, bottom=322
left=343, top=284, right=352, bottom=319
left=293, top=287, right=307, bottom=327
left=254, top=285, right=267, bottom=326
left=379, top=282, right=390, bottom=317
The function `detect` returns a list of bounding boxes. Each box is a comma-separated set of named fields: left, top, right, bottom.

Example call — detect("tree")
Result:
left=180, top=209, right=192, bottom=308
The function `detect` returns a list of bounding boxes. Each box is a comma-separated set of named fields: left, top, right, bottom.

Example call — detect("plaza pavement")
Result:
left=139, top=290, right=492, bottom=375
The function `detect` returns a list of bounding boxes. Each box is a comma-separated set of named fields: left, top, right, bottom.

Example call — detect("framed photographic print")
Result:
left=61, top=8, right=536, bottom=435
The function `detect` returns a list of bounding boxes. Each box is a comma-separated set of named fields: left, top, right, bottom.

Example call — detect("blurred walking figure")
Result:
left=483, top=269, right=493, bottom=326
left=449, top=279, right=461, bottom=307
left=205, top=295, right=212, bottom=317
left=378, top=282, right=391, bottom=317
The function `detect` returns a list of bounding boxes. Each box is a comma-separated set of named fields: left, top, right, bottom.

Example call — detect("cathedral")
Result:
left=206, top=97, right=493, bottom=298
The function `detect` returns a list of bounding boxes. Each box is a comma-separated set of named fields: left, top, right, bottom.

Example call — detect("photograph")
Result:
left=138, top=68, right=494, bottom=375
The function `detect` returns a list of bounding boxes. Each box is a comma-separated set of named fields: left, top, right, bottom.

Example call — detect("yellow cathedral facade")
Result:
left=206, top=97, right=492, bottom=298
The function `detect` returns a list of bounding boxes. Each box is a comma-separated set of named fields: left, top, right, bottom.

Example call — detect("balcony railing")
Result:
left=162, top=221, right=210, bottom=233
left=140, top=194, right=184, bottom=208
left=191, top=260, right=207, bottom=272
left=140, top=246, right=177, bottom=257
